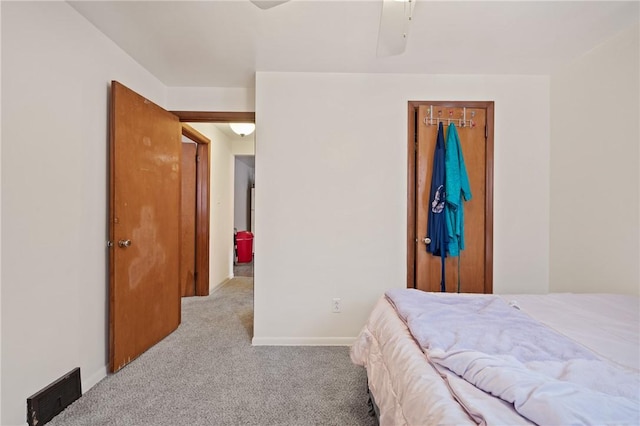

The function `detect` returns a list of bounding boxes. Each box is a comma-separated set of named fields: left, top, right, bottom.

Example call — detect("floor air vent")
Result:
left=27, top=367, right=81, bottom=426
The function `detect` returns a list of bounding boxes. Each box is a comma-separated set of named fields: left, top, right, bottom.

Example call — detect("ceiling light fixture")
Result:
left=229, top=123, right=255, bottom=137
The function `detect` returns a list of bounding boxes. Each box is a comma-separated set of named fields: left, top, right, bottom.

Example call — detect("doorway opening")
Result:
left=109, top=81, right=256, bottom=372
left=233, top=155, right=255, bottom=278
left=171, top=111, right=256, bottom=287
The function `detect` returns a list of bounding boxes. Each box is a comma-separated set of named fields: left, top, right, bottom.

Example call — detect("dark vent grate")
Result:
left=27, top=367, right=82, bottom=426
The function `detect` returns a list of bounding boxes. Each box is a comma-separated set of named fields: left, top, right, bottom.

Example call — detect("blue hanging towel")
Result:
left=426, top=122, right=448, bottom=292
left=445, top=123, right=472, bottom=257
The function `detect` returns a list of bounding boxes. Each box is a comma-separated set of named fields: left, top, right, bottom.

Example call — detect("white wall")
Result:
left=234, top=159, right=254, bottom=232
left=550, top=24, right=640, bottom=295
left=231, top=138, right=256, bottom=156
left=167, top=87, right=255, bottom=112
left=253, top=72, right=550, bottom=344
left=1, top=2, right=167, bottom=425
left=189, top=124, right=237, bottom=290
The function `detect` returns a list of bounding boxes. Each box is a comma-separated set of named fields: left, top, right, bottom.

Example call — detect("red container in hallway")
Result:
left=236, top=231, right=254, bottom=263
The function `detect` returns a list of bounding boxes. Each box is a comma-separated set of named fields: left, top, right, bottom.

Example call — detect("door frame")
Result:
left=406, top=101, right=494, bottom=291
left=181, top=123, right=211, bottom=296
left=172, top=111, right=255, bottom=123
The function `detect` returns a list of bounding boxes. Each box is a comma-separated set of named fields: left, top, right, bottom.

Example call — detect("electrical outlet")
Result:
left=332, top=298, right=341, bottom=313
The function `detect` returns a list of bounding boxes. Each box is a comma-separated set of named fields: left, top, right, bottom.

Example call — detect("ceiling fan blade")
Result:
left=377, top=0, right=415, bottom=57
left=250, top=0, right=290, bottom=10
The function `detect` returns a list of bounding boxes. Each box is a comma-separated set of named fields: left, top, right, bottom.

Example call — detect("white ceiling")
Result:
left=68, top=1, right=638, bottom=88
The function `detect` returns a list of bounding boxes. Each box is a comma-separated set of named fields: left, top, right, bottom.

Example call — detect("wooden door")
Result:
left=409, top=102, right=494, bottom=293
left=180, top=142, right=197, bottom=297
left=180, top=124, right=211, bottom=297
left=109, top=81, right=182, bottom=373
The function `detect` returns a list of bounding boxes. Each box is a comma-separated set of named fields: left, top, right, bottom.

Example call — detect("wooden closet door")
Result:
left=180, top=142, right=197, bottom=297
left=413, top=103, right=492, bottom=293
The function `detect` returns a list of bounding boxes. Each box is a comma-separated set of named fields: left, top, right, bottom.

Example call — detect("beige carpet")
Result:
left=234, top=260, right=254, bottom=277
left=48, top=277, right=375, bottom=426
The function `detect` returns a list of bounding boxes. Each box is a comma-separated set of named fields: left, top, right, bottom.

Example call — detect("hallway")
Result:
left=234, top=259, right=254, bottom=278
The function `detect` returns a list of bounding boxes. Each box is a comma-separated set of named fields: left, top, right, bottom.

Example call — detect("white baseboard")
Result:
left=209, top=276, right=233, bottom=295
left=251, top=336, right=355, bottom=346
left=83, top=365, right=108, bottom=393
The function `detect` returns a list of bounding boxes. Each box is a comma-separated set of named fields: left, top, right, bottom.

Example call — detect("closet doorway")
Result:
left=407, top=101, right=494, bottom=293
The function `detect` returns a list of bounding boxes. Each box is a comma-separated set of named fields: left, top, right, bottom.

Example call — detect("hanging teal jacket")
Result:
left=445, top=124, right=471, bottom=257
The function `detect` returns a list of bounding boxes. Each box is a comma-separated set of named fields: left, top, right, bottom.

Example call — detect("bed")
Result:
left=350, top=289, right=640, bottom=425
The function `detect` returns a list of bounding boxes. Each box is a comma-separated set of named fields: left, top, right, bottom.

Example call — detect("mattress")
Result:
left=350, top=292, right=640, bottom=425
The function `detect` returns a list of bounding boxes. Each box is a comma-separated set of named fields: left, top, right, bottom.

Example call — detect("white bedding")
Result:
left=350, top=292, right=640, bottom=426
left=505, top=293, right=639, bottom=371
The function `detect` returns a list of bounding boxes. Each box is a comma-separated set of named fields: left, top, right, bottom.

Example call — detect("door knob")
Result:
left=118, top=239, right=132, bottom=248
left=423, top=237, right=431, bottom=244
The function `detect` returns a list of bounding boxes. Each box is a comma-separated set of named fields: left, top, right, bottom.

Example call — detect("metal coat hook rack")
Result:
left=424, top=106, right=476, bottom=128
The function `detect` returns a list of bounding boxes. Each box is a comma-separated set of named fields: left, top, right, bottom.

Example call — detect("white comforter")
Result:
left=385, top=289, right=640, bottom=426
left=351, top=291, right=640, bottom=426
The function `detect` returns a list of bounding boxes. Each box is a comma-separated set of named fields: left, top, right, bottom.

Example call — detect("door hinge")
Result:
left=485, top=125, right=488, bottom=139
